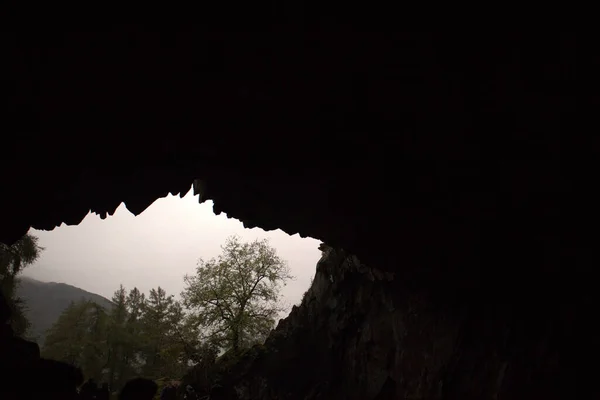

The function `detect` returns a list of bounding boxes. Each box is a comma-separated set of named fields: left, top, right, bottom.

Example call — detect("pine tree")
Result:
left=141, top=287, right=175, bottom=379
left=80, top=302, right=109, bottom=380
left=106, top=285, right=129, bottom=390
left=43, top=301, right=87, bottom=365
left=43, top=285, right=195, bottom=389
left=43, top=300, right=109, bottom=381
left=124, top=287, right=146, bottom=376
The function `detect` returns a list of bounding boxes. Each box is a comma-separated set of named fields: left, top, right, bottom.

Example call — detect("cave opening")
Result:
left=1, top=30, right=574, bottom=399
left=1, top=184, right=323, bottom=397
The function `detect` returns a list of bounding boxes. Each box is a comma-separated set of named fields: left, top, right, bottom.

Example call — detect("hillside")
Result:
left=15, top=276, right=113, bottom=345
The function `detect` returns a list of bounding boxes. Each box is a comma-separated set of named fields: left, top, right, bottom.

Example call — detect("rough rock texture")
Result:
left=189, top=248, right=562, bottom=400
left=0, top=29, right=584, bottom=397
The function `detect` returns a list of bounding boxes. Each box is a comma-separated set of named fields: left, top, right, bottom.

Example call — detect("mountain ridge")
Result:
left=15, top=276, right=113, bottom=345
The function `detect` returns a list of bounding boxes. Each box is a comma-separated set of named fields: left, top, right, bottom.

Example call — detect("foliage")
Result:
left=181, top=342, right=270, bottom=397
left=182, top=235, right=293, bottom=352
left=0, top=233, right=43, bottom=336
left=43, top=285, right=199, bottom=394
left=15, top=277, right=114, bottom=344
left=42, top=300, right=109, bottom=380
left=106, top=285, right=130, bottom=390
left=0, top=234, right=44, bottom=278
left=140, top=287, right=189, bottom=379
left=39, top=236, right=295, bottom=395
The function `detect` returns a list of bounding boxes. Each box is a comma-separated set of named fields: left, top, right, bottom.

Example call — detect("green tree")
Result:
left=0, top=233, right=44, bottom=336
left=106, top=285, right=130, bottom=390
left=43, top=285, right=196, bottom=391
left=126, top=287, right=146, bottom=322
left=159, top=299, right=197, bottom=378
left=182, top=235, right=293, bottom=353
left=170, top=302, right=204, bottom=364
left=80, top=302, right=110, bottom=380
left=124, top=287, right=146, bottom=375
left=140, top=286, right=189, bottom=379
left=141, top=287, right=173, bottom=378
left=42, top=300, right=109, bottom=381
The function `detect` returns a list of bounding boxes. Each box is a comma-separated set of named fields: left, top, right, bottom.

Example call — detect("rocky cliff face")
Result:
left=191, top=247, right=562, bottom=400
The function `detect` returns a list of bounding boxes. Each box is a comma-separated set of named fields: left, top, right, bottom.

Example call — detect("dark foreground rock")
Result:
left=2, top=31, right=579, bottom=398
left=185, top=247, right=562, bottom=400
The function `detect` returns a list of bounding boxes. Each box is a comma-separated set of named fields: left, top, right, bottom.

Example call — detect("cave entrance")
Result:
left=2, top=184, right=321, bottom=391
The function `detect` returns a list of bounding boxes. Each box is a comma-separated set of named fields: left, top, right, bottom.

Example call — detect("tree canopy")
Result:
left=42, top=285, right=197, bottom=393
left=0, top=233, right=44, bottom=336
left=182, top=235, right=293, bottom=352
left=43, top=299, right=109, bottom=380
left=33, top=235, right=297, bottom=393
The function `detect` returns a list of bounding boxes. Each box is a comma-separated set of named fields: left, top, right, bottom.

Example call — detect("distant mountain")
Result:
left=15, top=276, right=113, bottom=345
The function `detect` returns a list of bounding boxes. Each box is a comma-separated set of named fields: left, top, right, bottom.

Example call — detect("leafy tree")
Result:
left=182, top=235, right=293, bottom=352
left=0, top=233, right=44, bottom=336
left=43, top=284, right=198, bottom=392
left=159, top=299, right=199, bottom=378
left=42, top=300, right=109, bottom=381
left=171, top=303, right=205, bottom=365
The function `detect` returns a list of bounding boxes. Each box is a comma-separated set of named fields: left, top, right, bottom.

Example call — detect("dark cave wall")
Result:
left=1, top=30, right=580, bottom=398
left=190, top=249, right=562, bottom=400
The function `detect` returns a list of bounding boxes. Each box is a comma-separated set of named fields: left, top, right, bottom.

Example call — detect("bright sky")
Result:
left=24, top=186, right=322, bottom=313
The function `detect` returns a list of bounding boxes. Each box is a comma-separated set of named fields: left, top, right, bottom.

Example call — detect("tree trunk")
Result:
left=232, top=328, right=240, bottom=353
left=232, top=301, right=247, bottom=352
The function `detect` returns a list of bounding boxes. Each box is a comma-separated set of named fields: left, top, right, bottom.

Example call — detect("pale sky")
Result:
left=24, top=186, right=322, bottom=314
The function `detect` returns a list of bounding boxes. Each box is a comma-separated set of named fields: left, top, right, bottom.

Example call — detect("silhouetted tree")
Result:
left=182, top=235, right=293, bottom=352
left=0, top=233, right=44, bottom=336
left=44, top=284, right=198, bottom=393
left=141, top=287, right=173, bottom=378
left=43, top=300, right=109, bottom=381
left=124, top=287, right=146, bottom=375
left=107, top=285, right=130, bottom=390
left=140, top=286, right=189, bottom=379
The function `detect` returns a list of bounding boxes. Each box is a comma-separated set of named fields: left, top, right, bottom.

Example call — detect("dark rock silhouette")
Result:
left=1, top=290, right=83, bottom=399
left=35, top=358, right=83, bottom=398
left=160, top=384, right=177, bottom=400
left=183, top=248, right=562, bottom=399
left=119, top=378, right=158, bottom=400
left=79, top=378, right=98, bottom=400
left=1, top=30, right=581, bottom=398
left=98, top=383, right=110, bottom=400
